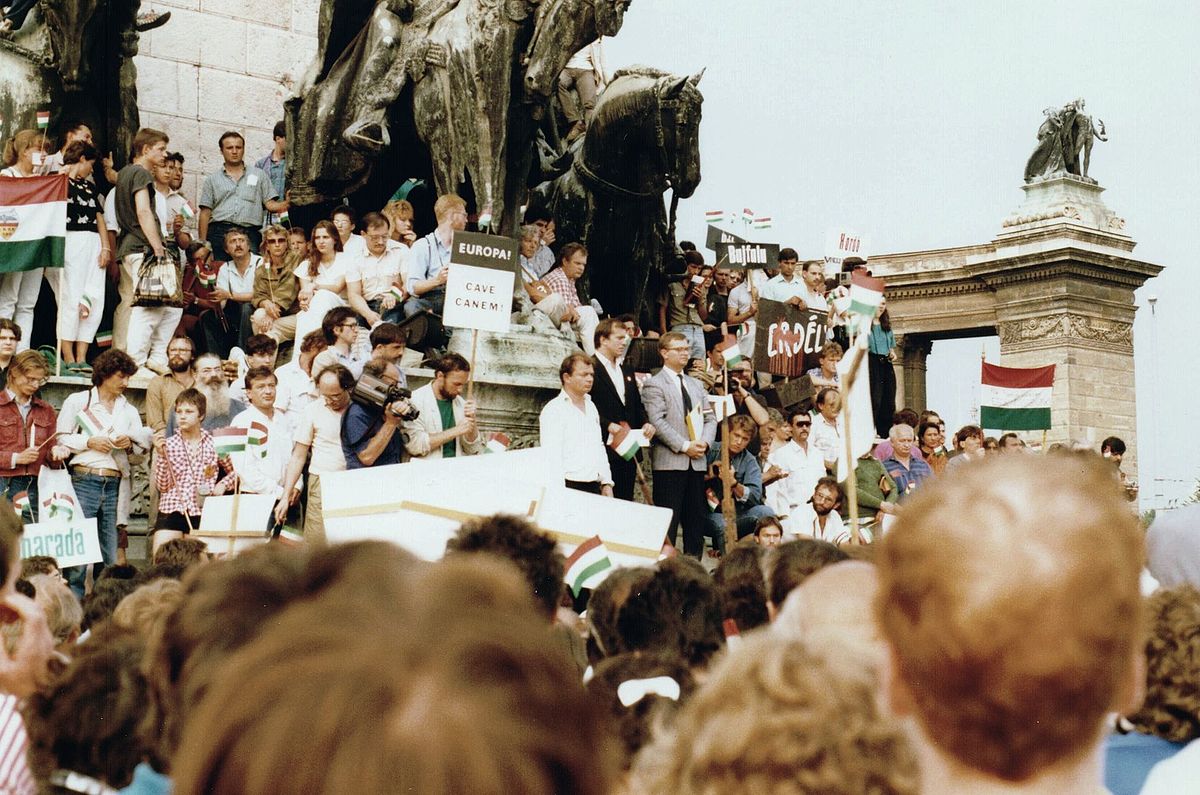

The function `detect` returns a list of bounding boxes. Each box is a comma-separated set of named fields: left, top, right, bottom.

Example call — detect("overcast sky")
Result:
left=603, top=1, right=1199, bottom=508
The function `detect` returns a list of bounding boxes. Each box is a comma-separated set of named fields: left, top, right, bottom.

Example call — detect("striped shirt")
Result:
left=0, top=694, right=34, bottom=795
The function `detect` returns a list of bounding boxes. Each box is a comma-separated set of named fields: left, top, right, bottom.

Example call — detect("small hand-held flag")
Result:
left=12, top=491, right=29, bottom=517
left=279, top=210, right=290, bottom=226
left=246, top=421, right=269, bottom=457
left=846, top=270, right=885, bottom=334
left=607, top=422, right=639, bottom=461
left=485, top=432, right=510, bottom=454
left=179, top=201, right=196, bottom=221
left=36, top=111, right=50, bottom=130
left=741, top=207, right=754, bottom=224
left=715, top=335, right=743, bottom=368
left=75, top=409, right=105, bottom=438
left=213, top=426, right=248, bottom=455
left=564, top=535, right=613, bottom=596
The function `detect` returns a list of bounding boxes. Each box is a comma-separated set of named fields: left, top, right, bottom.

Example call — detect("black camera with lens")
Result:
left=351, top=372, right=420, bottom=421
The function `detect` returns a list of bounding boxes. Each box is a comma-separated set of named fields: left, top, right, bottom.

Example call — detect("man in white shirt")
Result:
left=275, top=364, right=354, bottom=545
left=210, top=228, right=262, bottom=355
left=404, top=353, right=483, bottom=460
left=539, top=353, right=613, bottom=495
left=795, top=476, right=849, bottom=543
left=310, top=307, right=365, bottom=380
left=558, top=39, right=607, bottom=142
left=768, top=409, right=829, bottom=536
left=231, top=366, right=301, bottom=541
left=274, top=330, right=328, bottom=436
left=760, top=248, right=812, bottom=307
left=808, top=387, right=842, bottom=473
left=346, top=212, right=408, bottom=328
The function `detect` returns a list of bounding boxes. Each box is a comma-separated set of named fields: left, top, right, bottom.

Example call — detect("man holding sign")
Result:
left=643, top=332, right=716, bottom=558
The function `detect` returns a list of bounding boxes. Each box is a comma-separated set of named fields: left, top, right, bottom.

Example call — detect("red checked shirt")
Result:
left=154, top=430, right=235, bottom=517
left=541, top=268, right=582, bottom=309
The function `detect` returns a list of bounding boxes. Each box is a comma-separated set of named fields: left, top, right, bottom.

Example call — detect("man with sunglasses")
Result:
left=767, top=408, right=829, bottom=538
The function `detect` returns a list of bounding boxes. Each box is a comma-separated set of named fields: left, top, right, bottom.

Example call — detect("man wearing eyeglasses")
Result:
left=0, top=352, right=63, bottom=521
left=346, top=212, right=408, bottom=329
left=642, top=332, right=716, bottom=558
left=767, top=408, right=829, bottom=538
left=310, top=307, right=366, bottom=380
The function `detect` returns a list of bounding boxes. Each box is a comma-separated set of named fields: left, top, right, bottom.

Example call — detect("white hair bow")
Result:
left=617, top=676, right=681, bottom=707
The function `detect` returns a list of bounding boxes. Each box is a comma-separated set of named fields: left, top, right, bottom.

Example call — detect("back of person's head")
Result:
left=875, top=455, right=1144, bottom=782
left=446, top=514, right=564, bottom=619
left=892, top=408, right=919, bottom=429
left=629, top=634, right=918, bottom=794
left=141, top=545, right=312, bottom=770
left=1125, top=584, right=1200, bottom=743
left=172, top=555, right=619, bottom=795
left=81, top=577, right=138, bottom=632
left=587, top=652, right=696, bottom=770
left=713, top=544, right=768, bottom=632
left=618, top=558, right=724, bottom=668
left=112, top=578, right=185, bottom=640
left=773, top=560, right=882, bottom=667
left=766, top=538, right=849, bottom=616
left=20, top=556, right=59, bottom=579
left=153, top=537, right=209, bottom=570
left=96, top=563, right=139, bottom=582
left=23, top=627, right=150, bottom=791
left=585, top=566, right=652, bottom=662
left=244, top=333, right=277, bottom=358
left=28, top=574, right=81, bottom=646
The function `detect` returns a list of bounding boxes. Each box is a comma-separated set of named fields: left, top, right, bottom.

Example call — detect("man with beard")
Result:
left=767, top=409, right=830, bottom=538
left=145, top=336, right=196, bottom=528
left=703, top=415, right=775, bottom=556
left=798, top=477, right=849, bottom=544
left=167, top=353, right=246, bottom=433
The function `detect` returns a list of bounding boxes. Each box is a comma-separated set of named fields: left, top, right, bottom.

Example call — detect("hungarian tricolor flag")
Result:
left=485, top=432, right=509, bottom=454
left=741, top=207, right=754, bottom=223
left=563, top=535, right=613, bottom=596
left=75, top=408, right=106, bottom=438
left=847, top=270, right=885, bottom=332
left=213, top=427, right=248, bottom=455
left=752, top=217, right=772, bottom=230
left=12, top=491, right=29, bottom=516
left=705, top=209, right=724, bottom=224
left=716, top=336, right=742, bottom=368
left=179, top=200, right=196, bottom=221
left=41, top=493, right=75, bottom=521
left=980, top=362, right=1055, bottom=430
left=0, top=174, right=67, bottom=273
left=607, top=422, right=639, bottom=461
left=246, top=421, right=268, bottom=457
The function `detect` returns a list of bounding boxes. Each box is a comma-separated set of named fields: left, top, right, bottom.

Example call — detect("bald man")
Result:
left=875, top=454, right=1144, bottom=795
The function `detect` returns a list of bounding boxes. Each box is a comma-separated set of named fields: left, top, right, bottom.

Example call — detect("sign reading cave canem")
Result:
left=714, top=241, right=780, bottom=270
left=443, top=230, right=519, bottom=333
left=753, top=299, right=829, bottom=377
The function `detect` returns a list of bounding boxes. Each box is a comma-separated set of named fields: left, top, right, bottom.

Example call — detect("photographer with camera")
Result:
left=342, top=358, right=418, bottom=469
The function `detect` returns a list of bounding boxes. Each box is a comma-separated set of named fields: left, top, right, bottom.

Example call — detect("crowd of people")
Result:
left=0, top=117, right=1191, bottom=794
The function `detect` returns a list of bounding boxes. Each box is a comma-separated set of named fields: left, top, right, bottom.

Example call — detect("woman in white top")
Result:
left=0, top=130, right=50, bottom=351
left=292, top=219, right=348, bottom=360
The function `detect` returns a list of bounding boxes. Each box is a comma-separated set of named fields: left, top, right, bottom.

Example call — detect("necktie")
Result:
left=679, top=374, right=693, bottom=413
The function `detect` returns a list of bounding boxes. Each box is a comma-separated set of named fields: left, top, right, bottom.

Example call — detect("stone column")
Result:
left=891, top=333, right=906, bottom=413
left=899, top=336, right=933, bottom=413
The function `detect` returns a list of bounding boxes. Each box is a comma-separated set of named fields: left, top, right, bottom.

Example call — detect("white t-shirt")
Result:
left=217, top=254, right=263, bottom=297
left=295, top=253, right=350, bottom=293
left=296, top=399, right=346, bottom=475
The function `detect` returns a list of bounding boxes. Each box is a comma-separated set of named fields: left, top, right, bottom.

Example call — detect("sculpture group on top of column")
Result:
left=1024, top=98, right=1107, bottom=184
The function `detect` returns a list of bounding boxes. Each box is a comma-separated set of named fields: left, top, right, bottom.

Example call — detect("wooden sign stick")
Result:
left=719, top=322, right=737, bottom=552
left=466, top=329, right=479, bottom=403
left=840, top=338, right=868, bottom=545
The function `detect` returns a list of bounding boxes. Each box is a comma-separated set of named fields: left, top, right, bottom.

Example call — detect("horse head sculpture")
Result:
left=37, top=0, right=101, bottom=90
left=523, top=0, right=631, bottom=103
left=657, top=69, right=703, bottom=198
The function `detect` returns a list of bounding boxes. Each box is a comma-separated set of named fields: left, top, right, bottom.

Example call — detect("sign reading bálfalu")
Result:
left=714, top=241, right=780, bottom=270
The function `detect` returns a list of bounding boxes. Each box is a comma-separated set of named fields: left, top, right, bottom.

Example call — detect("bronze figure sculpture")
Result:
left=1024, top=98, right=1107, bottom=184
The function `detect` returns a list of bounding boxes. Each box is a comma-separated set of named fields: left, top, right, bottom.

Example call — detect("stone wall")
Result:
left=133, top=0, right=320, bottom=199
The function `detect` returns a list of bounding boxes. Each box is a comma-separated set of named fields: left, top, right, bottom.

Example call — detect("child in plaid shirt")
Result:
left=152, top=389, right=236, bottom=555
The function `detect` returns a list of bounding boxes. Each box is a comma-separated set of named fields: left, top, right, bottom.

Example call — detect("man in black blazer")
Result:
left=590, top=318, right=656, bottom=501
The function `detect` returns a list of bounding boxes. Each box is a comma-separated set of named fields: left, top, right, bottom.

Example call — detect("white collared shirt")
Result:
left=595, top=353, right=625, bottom=405
left=346, top=245, right=408, bottom=301
left=56, top=388, right=151, bottom=471
left=768, top=439, right=827, bottom=511
left=230, top=405, right=296, bottom=499
left=538, top=391, right=612, bottom=486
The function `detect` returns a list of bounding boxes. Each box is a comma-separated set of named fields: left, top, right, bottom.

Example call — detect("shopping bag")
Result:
left=37, top=465, right=80, bottom=524
left=132, top=251, right=185, bottom=308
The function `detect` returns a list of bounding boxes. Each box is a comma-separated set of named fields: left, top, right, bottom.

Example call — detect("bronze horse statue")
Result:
left=530, top=66, right=703, bottom=318
left=287, top=0, right=630, bottom=231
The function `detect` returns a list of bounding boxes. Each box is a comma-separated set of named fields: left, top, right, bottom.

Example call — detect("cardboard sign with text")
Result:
left=443, top=231, right=518, bottom=333
left=705, top=225, right=747, bottom=251
left=715, top=241, right=779, bottom=270
left=823, top=228, right=869, bottom=277
left=753, top=299, right=830, bottom=377
left=20, top=518, right=102, bottom=569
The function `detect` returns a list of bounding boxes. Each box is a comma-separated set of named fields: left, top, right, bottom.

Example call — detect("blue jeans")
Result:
left=704, top=503, right=775, bottom=555
left=360, top=297, right=405, bottom=328
left=65, top=473, right=120, bottom=597
left=403, top=289, right=445, bottom=318
left=0, top=475, right=38, bottom=524
left=672, top=323, right=706, bottom=360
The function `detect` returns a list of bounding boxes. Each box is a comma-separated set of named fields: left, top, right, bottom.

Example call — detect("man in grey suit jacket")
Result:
left=642, top=332, right=717, bottom=557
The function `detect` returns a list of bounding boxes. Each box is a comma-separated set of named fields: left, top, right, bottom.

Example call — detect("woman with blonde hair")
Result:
left=0, top=130, right=51, bottom=350
left=382, top=199, right=417, bottom=246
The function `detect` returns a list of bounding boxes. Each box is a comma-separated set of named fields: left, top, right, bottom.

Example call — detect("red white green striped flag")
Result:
left=485, top=432, right=509, bottom=454
left=607, top=422, right=639, bottom=461
left=389, top=284, right=405, bottom=302
left=279, top=210, right=290, bottom=226
left=246, top=421, right=268, bottom=457
left=705, top=209, right=724, bottom=224
left=41, top=492, right=75, bottom=521
left=36, top=111, right=50, bottom=130
left=0, top=174, right=67, bottom=273
left=75, top=408, right=106, bottom=438
left=741, top=207, right=754, bottom=223
left=752, top=217, right=772, bottom=230
left=213, top=426, right=248, bottom=455
left=980, top=362, right=1055, bottom=431
left=12, top=491, right=29, bottom=516
left=716, top=336, right=743, bottom=368
left=179, top=200, right=196, bottom=221
left=847, top=270, right=885, bottom=333
left=95, top=330, right=113, bottom=348
left=563, top=535, right=613, bottom=596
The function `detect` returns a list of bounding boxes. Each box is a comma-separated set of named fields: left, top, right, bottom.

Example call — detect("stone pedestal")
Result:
left=446, top=324, right=581, bottom=448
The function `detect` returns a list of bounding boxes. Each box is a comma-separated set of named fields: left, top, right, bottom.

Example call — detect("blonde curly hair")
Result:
left=628, top=634, right=918, bottom=794
left=1127, top=585, right=1200, bottom=742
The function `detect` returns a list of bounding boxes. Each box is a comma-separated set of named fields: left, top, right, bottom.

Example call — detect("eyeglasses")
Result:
left=664, top=346, right=690, bottom=353
left=266, top=238, right=288, bottom=245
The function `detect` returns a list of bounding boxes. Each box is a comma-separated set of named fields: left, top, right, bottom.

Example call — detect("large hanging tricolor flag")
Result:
left=485, top=432, right=510, bottom=454
left=752, top=216, right=772, bottom=230
left=75, top=408, right=106, bottom=438
left=741, top=207, right=754, bottom=224
left=36, top=111, right=50, bottom=130
left=213, top=426, right=248, bottom=455
left=563, top=535, right=613, bottom=596
left=846, top=270, right=885, bottom=334
left=0, top=174, right=67, bottom=273
left=704, top=209, right=724, bottom=224
left=980, top=362, right=1055, bottom=431
left=607, top=422, right=639, bottom=461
